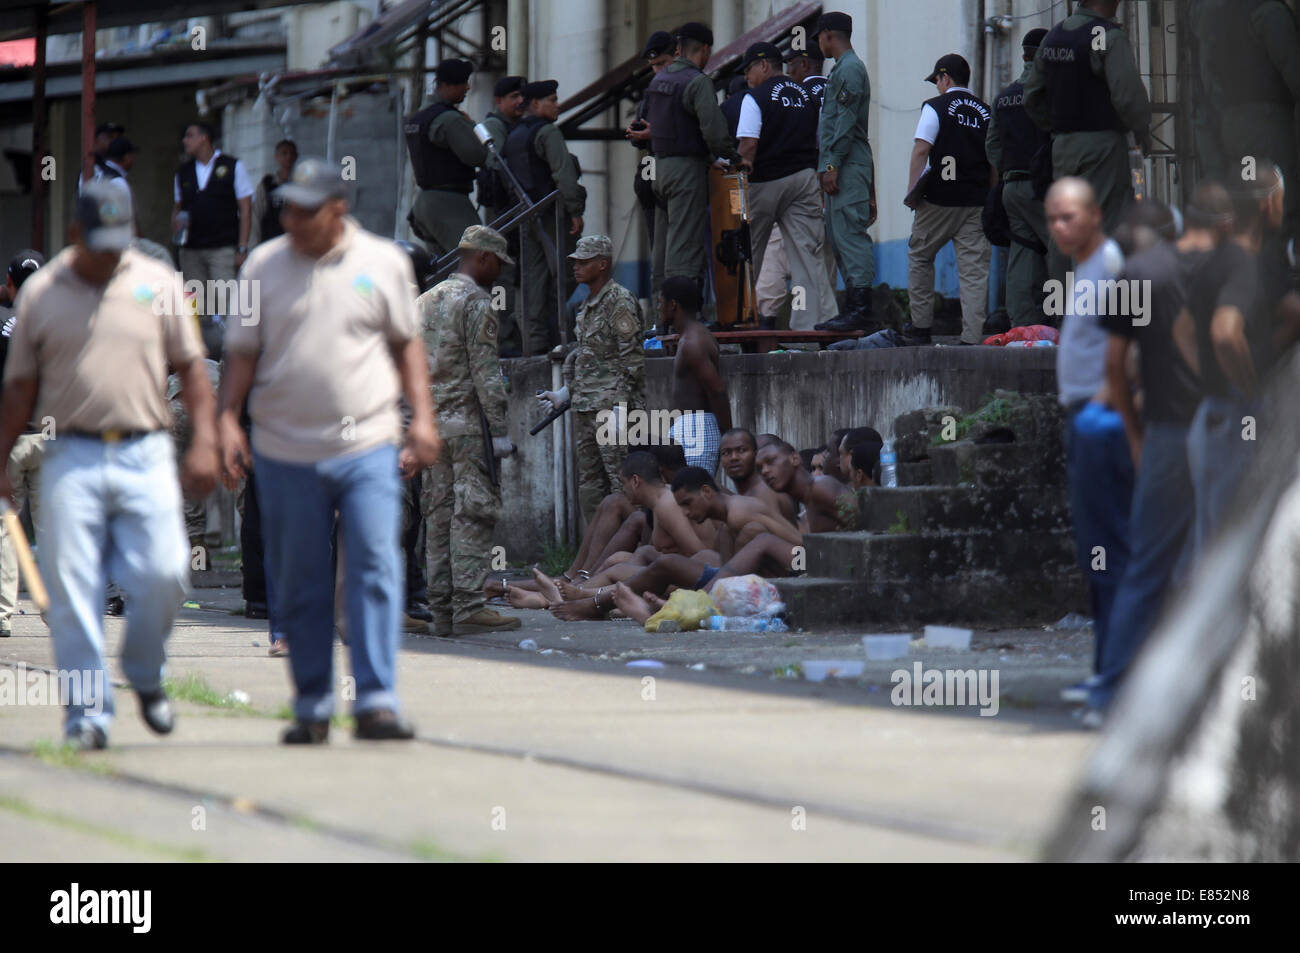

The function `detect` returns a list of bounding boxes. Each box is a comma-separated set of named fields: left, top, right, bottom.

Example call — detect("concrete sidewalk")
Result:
left=0, top=588, right=1096, bottom=862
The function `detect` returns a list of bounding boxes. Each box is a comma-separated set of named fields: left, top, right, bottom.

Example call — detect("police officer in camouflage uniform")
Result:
left=1024, top=0, right=1151, bottom=275
left=504, top=79, right=586, bottom=356
left=987, top=29, right=1052, bottom=328
left=1192, top=0, right=1300, bottom=236
left=404, top=59, right=487, bottom=258
left=481, top=75, right=528, bottom=356
left=419, top=225, right=520, bottom=635
left=812, top=13, right=880, bottom=333
left=537, top=236, right=647, bottom=526
left=644, top=22, right=742, bottom=299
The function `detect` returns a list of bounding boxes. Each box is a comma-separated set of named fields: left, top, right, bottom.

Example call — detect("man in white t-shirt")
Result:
left=172, top=122, right=254, bottom=356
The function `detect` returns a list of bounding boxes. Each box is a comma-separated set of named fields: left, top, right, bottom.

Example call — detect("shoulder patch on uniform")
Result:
left=614, top=311, right=638, bottom=337
left=481, top=312, right=499, bottom=342
left=836, top=86, right=852, bottom=105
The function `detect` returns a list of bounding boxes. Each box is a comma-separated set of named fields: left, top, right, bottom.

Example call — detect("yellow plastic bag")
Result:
left=644, top=589, right=718, bottom=633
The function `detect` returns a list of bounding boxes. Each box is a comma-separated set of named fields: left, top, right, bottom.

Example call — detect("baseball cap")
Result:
left=925, top=53, right=971, bottom=85
left=273, top=156, right=347, bottom=209
left=458, top=224, right=514, bottom=265
left=812, top=12, right=852, bottom=37
left=76, top=180, right=135, bottom=252
left=6, top=249, right=44, bottom=289
left=569, top=235, right=613, bottom=260
left=641, top=31, right=674, bottom=59
left=105, top=136, right=137, bottom=159
left=739, top=42, right=783, bottom=72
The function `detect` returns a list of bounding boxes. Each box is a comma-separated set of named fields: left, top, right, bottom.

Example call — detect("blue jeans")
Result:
left=1064, top=402, right=1134, bottom=673
left=1187, top=396, right=1257, bottom=556
left=40, top=432, right=189, bottom=737
left=254, top=444, right=403, bottom=722
left=1090, top=422, right=1193, bottom=710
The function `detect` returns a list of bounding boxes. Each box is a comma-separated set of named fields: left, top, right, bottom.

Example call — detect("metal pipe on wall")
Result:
left=31, top=7, right=46, bottom=252
left=508, top=0, right=528, bottom=78
left=80, top=1, right=96, bottom=185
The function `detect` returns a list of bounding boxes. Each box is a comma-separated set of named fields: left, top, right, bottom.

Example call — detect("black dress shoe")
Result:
left=106, top=596, right=124, bottom=616
left=68, top=722, right=108, bottom=751
left=137, top=690, right=175, bottom=735
left=404, top=600, right=433, bottom=623
left=354, top=709, right=416, bottom=741
left=282, top=720, right=330, bottom=745
left=245, top=602, right=268, bottom=620
left=899, top=322, right=933, bottom=345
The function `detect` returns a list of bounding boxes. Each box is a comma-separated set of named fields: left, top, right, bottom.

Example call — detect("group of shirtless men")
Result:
left=490, top=427, right=868, bottom=625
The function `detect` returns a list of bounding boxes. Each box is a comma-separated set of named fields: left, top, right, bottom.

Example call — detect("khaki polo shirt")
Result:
left=224, top=218, right=418, bottom=464
left=6, top=247, right=204, bottom=434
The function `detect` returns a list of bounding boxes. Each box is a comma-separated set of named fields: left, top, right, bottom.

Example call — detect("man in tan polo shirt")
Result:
left=0, top=181, right=219, bottom=750
left=219, top=157, right=440, bottom=745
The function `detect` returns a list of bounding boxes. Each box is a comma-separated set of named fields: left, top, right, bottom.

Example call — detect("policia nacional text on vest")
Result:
left=747, top=76, right=819, bottom=182
left=922, top=89, right=992, bottom=206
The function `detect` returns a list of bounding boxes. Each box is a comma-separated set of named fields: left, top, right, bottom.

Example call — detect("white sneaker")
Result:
left=1078, top=707, right=1105, bottom=731
left=1060, top=675, right=1101, bottom=704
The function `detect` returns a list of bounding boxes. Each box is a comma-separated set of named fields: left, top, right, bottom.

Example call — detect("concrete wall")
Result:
left=493, top=344, right=1058, bottom=562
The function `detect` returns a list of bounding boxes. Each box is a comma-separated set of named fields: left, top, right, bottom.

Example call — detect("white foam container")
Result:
left=924, top=625, right=973, bottom=650
left=862, top=634, right=911, bottom=660
left=803, top=660, right=867, bottom=682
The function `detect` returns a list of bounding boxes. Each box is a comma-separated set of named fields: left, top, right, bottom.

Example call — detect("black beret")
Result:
left=434, top=59, right=473, bottom=84
left=494, top=75, right=526, bottom=98
left=641, top=30, right=675, bottom=59
left=812, top=12, right=852, bottom=37
left=522, top=79, right=559, bottom=102
left=676, top=21, right=714, bottom=46
left=1023, top=28, right=1049, bottom=50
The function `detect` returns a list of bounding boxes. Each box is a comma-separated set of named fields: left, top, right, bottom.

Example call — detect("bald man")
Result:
left=1047, top=177, right=1132, bottom=723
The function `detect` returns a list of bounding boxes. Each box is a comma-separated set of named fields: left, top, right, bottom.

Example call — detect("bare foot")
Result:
left=611, top=582, right=653, bottom=625
left=556, top=577, right=591, bottom=601
left=506, top=586, right=551, bottom=610
left=531, top=567, right=564, bottom=604
left=549, top=596, right=606, bottom=621
left=644, top=592, right=666, bottom=610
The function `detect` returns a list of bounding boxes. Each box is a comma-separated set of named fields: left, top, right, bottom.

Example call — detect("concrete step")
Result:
left=855, top=485, right=1071, bottom=535
left=928, top=440, right=1065, bottom=490
left=776, top=568, right=1088, bottom=628
left=801, top=528, right=1079, bottom=582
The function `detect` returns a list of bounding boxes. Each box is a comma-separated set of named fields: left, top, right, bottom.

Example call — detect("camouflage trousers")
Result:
left=421, top=434, right=502, bottom=621
left=574, top=409, right=624, bottom=527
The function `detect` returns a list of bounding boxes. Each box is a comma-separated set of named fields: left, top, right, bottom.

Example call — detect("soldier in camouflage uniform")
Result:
left=538, top=235, right=647, bottom=526
left=419, top=225, right=521, bottom=635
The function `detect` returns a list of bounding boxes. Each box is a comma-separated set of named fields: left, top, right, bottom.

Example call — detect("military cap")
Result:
left=494, top=75, right=526, bottom=98
left=522, top=79, right=559, bottom=102
left=740, top=41, right=783, bottom=72
left=458, top=224, right=514, bottom=265
left=785, top=46, right=824, bottom=63
left=676, top=22, right=714, bottom=46
left=1022, top=28, right=1049, bottom=50
left=568, top=235, right=614, bottom=260
left=274, top=156, right=348, bottom=208
left=641, top=30, right=675, bottom=59
left=434, top=59, right=473, bottom=84
left=812, top=12, right=852, bottom=37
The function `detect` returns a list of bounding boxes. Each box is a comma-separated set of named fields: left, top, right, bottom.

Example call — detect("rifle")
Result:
left=529, top=396, right=571, bottom=436
left=480, top=408, right=500, bottom=488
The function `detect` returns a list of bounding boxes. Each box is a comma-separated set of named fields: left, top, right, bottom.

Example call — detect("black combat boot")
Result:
left=815, top=286, right=880, bottom=332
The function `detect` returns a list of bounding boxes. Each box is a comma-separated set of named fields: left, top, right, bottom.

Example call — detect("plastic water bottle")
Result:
left=173, top=210, right=189, bottom=246
left=707, top=615, right=788, bottom=632
left=880, top=439, right=898, bottom=488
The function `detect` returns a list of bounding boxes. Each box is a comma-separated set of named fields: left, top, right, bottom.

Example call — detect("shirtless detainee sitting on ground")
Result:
left=719, top=427, right=797, bottom=525
left=757, top=439, right=860, bottom=534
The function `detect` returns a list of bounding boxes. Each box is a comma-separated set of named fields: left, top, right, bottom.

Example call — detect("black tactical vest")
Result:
left=645, top=63, right=709, bottom=158
left=259, top=174, right=284, bottom=241
left=403, top=101, right=476, bottom=192
left=503, top=116, right=556, bottom=201
left=176, top=153, right=240, bottom=248
left=748, top=76, right=819, bottom=183
left=1038, top=19, right=1126, bottom=133
left=993, top=79, right=1050, bottom=174
left=924, top=90, right=993, bottom=207
left=802, top=76, right=827, bottom=106
left=1208, top=2, right=1294, bottom=107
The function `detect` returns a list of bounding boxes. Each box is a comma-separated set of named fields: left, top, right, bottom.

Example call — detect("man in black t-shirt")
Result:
left=1187, top=164, right=1293, bottom=553
left=1085, top=184, right=1234, bottom=717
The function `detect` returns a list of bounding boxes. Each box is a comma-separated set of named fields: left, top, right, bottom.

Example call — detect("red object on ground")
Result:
left=983, top=325, right=1060, bottom=347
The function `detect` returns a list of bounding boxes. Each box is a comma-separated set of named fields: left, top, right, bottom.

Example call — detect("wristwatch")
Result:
left=824, top=165, right=836, bottom=173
